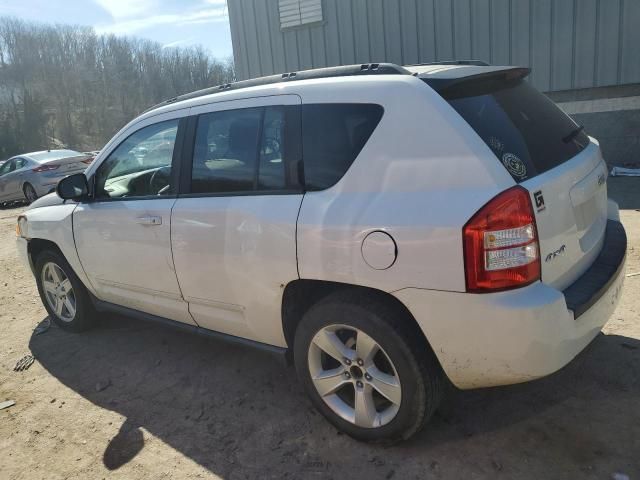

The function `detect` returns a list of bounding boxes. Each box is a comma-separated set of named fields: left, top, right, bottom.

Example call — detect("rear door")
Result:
left=0, top=158, right=28, bottom=201
left=0, top=159, right=17, bottom=200
left=171, top=95, right=303, bottom=346
left=8, top=158, right=29, bottom=200
left=442, top=77, right=607, bottom=289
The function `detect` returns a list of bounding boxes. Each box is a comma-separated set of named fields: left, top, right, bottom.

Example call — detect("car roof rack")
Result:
left=405, top=60, right=490, bottom=67
left=144, top=63, right=411, bottom=113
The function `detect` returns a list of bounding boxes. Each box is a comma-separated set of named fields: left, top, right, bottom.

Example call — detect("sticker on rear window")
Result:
left=488, top=136, right=504, bottom=152
left=501, top=153, right=527, bottom=179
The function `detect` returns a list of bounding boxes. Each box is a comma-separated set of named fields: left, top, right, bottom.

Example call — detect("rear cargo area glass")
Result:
left=440, top=79, right=589, bottom=182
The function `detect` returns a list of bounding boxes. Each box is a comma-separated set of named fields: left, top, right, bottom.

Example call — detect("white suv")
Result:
left=16, top=63, right=626, bottom=442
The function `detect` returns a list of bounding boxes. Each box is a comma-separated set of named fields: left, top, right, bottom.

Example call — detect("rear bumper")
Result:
left=563, top=220, right=626, bottom=318
left=393, top=219, right=626, bottom=389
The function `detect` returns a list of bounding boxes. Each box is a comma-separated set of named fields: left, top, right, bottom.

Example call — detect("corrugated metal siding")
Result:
left=229, top=0, right=640, bottom=92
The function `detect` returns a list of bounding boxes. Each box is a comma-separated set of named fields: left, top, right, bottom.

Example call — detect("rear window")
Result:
left=302, top=104, right=383, bottom=190
left=30, top=150, right=82, bottom=162
left=442, top=79, right=589, bottom=182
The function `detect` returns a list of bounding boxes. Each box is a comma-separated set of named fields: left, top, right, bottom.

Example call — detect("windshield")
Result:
left=439, top=79, right=589, bottom=182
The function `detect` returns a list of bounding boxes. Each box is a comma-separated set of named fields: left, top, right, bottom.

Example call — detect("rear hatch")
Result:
left=421, top=67, right=608, bottom=290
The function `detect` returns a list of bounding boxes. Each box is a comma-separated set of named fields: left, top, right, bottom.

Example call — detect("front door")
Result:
left=74, top=115, right=194, bottom=325
left=171, top=95, right=303, bottom=345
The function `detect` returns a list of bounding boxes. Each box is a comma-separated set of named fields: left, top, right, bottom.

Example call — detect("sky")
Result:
left=0, top=0, right=233, bottom=59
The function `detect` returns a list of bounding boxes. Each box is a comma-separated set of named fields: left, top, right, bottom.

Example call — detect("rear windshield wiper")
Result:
left=562, top=125, right=584, bottom=143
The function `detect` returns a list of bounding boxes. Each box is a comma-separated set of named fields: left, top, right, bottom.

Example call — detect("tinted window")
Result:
left=302, top=104, right=383, bottom=190
left=191, top=106, right=290, bottom=194
left=258, top=107, right=286, bottom=190
left=95, top=120, right=178, bottom=199
left=443, top=79, right=589, bottom=182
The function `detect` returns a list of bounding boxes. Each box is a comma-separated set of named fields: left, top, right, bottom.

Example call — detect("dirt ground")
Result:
left=0, top=178, right=639, bottom=480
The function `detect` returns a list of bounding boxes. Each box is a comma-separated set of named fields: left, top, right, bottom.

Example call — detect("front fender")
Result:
left=21, top=203, right=96, bottom=296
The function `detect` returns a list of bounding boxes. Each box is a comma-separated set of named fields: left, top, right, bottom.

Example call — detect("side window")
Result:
left=95, top=120, right=178, bottom=199
left=190, top=106, right=290, bottom=194
left=301, top=104, right=384, bottom=190
left=0, top=159, right=14, bottom=175
left=14, top=158, right=26, bottom=169
left=192, top=108, right=261, bottom=194
left=258, top=107, right=286, bottom=190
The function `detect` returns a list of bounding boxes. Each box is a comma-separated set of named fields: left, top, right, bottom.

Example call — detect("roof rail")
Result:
left=405, top=60, right=490, bottom=67
left=144, top=63, right=411, bottom=113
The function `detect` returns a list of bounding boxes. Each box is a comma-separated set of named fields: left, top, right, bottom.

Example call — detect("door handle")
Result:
left=136, top=215, right=162, bottom=225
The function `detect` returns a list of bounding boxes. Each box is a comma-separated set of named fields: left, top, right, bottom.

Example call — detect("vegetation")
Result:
left=0, top=17, right=235, bottom=158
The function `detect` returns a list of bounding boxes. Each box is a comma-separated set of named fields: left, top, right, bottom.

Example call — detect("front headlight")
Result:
left=16, top=216, right=28, bottom=238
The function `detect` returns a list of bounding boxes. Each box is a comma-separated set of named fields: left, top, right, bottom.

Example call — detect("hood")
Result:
left=28, top=192, right=68, bottom=209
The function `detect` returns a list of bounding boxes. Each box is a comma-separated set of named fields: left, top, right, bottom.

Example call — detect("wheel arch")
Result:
left=281, top=279, right=442, bottom=370
left=27, top=238, right=63, bottom=269
left=26, top=237, right=96, bottom=297
left=22, top=180, right=34, bottom=194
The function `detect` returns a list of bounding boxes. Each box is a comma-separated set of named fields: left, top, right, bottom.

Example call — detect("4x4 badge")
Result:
left=545, top=245, right=566, bottom=263
left=534, top=190, right=545, bottom=212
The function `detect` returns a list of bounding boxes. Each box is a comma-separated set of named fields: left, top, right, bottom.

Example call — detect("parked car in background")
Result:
left=0, top=149, right=93, bottom=203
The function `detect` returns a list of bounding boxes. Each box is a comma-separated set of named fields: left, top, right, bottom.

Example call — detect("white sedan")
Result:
left=0, top=150, right=93, bottom=203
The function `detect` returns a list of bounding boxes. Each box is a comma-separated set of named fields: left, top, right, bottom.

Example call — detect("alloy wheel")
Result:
left=41, top=262, right=76, bottom=322
left=24, top=185, right=37, bottom=203
left=307, top=324, right=402, bottom=428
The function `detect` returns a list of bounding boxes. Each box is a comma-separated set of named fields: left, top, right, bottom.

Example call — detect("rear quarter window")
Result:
left=443, top=80, right=589, bottom=182
left=302, top=103, right=383, bottom=190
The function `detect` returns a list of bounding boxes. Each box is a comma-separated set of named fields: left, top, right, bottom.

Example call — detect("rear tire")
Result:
left=293, top=290, right=444, bottom=443
left=34, top=249, right=97, bottom=332
left=23, top=183, right=38, bottom=203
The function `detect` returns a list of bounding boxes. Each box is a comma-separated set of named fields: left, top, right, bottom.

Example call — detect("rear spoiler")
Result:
left=420, top=66, right=531, bottom=98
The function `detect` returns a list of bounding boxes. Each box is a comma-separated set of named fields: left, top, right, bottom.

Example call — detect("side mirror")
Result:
left=56, top=173, right=89, bottom=201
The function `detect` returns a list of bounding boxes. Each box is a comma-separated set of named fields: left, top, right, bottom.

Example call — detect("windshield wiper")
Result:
left=562, top=125, right=584, bottom=143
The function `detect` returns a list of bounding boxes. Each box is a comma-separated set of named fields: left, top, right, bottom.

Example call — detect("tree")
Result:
left=0, top=17, right=235, bottom=158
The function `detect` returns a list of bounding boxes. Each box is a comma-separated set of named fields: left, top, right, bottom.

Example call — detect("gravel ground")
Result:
left=0, top=178, right=639, bottom=480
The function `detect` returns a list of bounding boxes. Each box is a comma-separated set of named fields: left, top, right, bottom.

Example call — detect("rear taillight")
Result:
left=32, top=164, right=60, bottom=173
left=463, top=186, right=540, bottom=292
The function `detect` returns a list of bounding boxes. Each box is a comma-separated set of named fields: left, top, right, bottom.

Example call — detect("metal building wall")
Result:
left=228, top=0, right=640, bottom=92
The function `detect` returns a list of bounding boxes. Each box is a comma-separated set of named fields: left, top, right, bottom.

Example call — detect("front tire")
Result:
left=35, top=249, right=97, bottom=332
left=293, top=290, right=444, bottom=443
left=23, top=183, right=38, bottom=203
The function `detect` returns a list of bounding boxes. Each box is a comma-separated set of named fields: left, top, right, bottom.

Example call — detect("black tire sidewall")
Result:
left=294, top=296, right=431, bottom=443
left=35, top=249, right=95, bottom=332
left=23, top=184, right=37, bottom=203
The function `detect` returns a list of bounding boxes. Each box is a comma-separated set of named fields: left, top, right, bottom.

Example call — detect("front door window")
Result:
left=95, top=120, right=179, bottom=199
